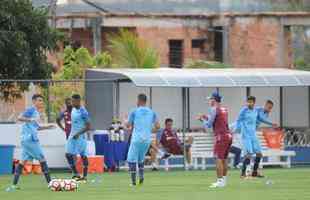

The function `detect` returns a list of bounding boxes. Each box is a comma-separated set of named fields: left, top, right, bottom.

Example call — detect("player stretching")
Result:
left=237, top=96, right=277, bottom=178
left=65, top=94, right=91, bottom=182
left=126, top=94, right=160, bottom=186
left=9, top=94, right=55, bottom=190
left=198, top=92, right=232, bottom=188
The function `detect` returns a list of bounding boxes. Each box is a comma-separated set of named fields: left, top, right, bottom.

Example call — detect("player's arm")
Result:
left=125, top=110, right=135, bottom=131
left=199, top=107, right=216, bottom=129
left=236, top=107, right=247, bottom=129
left=257, top=110, right=278, bottom=128
left=17, top=107, right=35, bottom=123
left=152, top=112, right=160, bottom=132
left=38, top=124, right=56, bottom=131
left=56, top=112, right=65, bottom=131
left=73, top=108, right=91, bottom=139
left=73, top=121, right=91, bottom=139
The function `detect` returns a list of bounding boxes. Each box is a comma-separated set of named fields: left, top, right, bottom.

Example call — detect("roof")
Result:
left=32, top=0, right=309, bottom=17
left=86, top=68, right=310, bottom=88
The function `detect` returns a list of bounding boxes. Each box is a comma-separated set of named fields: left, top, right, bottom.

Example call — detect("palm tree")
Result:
left=108, top=29, right=160, bottom=68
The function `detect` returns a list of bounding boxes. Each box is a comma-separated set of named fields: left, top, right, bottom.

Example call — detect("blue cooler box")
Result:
left=0, top=145, right=15, bottom=175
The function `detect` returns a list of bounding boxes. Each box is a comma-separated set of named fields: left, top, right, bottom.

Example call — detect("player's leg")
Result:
left=252, top=138, right=263, bottom=177
left=149, top=142, right=158, bottom=171
left=230, top=146, right=242, bottom=168
left=65, top=139, right=80, bottom=178
left=241, top=138, right=253, bottom=177
left=79, top=139, right=89, bottom=181
left=31, top=142, right=52, bottom=184
left=137, top=142, right=151, bottom=185
left=12, top=142, right=30, bottom=187
left=127, top=142, right=139, bottom=186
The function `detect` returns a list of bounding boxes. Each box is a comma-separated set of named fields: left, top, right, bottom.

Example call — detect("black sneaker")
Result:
left=72, top=175, right=81, bottom=180
left=161, top=153, right=171, bottom=160
left=252, top=171, right=265, bottom=178
left=139, top=178, right=144, bottom=185
left=76, top=177, right=87, bottom=183
left=151, top=167, right=158, bottom=171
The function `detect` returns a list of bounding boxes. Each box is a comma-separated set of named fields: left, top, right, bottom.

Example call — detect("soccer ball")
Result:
left=48, top=179, right=62, bottom=192
left=61, top=179, right=78, bottom=192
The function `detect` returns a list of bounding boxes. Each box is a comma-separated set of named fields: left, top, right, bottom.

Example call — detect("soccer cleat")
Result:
left=72, top=175, right=81, bottom=181
left=209, top=181, right=225, bottom=188
left=138, top=178, right=144, bottom=185
left=130, top=183, right=137, bottom=187
left=161, top=153, right=171, bottom=160
left=252, top=171, right=265, bottom=178
left=6, top=185, right=21, bottom=192
left=76, top=177, right=87, bottom=183
left=151, top=167, right=158, bottom=171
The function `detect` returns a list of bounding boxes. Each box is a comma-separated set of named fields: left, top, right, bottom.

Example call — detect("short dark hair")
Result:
left=165, top=118, right=173, bottom=124
left=72, top=94, right=81, bottom=100
left=247, top=96, right=256, bottom=102
left=32, top=94, right=44, bottom=100
left=65, top=97, right=71, bottom=102
left=266, top=99, right=274, bottom=106
left=138, top=93, right=147, bottom=103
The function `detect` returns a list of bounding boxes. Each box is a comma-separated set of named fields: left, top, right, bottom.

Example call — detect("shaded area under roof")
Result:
left=86, top=68, right=310, bottom=87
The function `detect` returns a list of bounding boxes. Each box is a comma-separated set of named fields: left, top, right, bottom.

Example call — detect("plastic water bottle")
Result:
left=119, top=129, right=125, bottom=141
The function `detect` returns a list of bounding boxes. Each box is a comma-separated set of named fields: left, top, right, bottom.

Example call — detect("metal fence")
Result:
left=284, top=128, right=310, bottom=147
left=0, top=80, right=85, bottom=123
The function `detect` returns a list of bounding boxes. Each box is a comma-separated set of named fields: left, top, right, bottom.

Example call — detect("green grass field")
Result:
left=0, top=168, right=309, bottom=200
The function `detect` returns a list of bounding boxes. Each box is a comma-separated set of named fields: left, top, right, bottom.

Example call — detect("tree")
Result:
left=46, top=46, right=112, bottom=121
left=108, top=29, right=160, bottom=68
left=0, top=0, right=63, bottom=101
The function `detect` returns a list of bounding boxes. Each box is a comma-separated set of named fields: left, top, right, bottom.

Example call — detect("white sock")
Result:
left=151, top=162, right=157, bottom=168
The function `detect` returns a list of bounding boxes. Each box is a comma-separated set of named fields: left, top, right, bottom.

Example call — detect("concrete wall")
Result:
left=136, top=27, right=214, bottom=67
left=228, top=17, right=292, bottom=68
left=0, top=124, right=68, bottom=168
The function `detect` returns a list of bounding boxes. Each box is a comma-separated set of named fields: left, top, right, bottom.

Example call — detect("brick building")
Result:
left=2, top=0, right=310, bottom=122
left=35, top=0, right=310, bottom=68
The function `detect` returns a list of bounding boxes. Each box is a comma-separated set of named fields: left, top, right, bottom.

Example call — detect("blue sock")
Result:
left=13, top=164, right=23, bottom=185
left=66, top=154, right=78, bottom=176
left=241, top=158, right=251, bottom=176
left=128, top=162, right=136, bottom=185
left=138, top=163, right=144, bottom=180
left=81, top=156, right=88, bottom=178
left=40, top=161, right=51, bottom=183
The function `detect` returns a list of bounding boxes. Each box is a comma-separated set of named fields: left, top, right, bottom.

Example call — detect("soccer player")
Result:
left=256, top=100, right=275, bottom=129
left=126, top=93, right=160, bottom=186
left=237, top=96, right=277, bottom=178
left=9, top=94, right=55, bottom=190
left=56, top=98, right=72, bottom=139
left=65, top=94, right=91, bottom=182
left=198, top=92, right=232, bottom=188
left=156, top=118, right=194, bottom=169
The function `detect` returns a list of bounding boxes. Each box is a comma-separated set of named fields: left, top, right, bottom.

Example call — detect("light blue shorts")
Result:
left=21, top=141, right=45, bottom=161
left=242, top=136, right=262, bottom=155
left=127, top=141, right=151, bottom=163
left=66, top=138, right=87, bottom=156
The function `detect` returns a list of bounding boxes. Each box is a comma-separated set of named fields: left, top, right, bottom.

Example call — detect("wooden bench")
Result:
left=257, top=131, right=296, bottom=168
left=145, top=130, right=296, bottom=170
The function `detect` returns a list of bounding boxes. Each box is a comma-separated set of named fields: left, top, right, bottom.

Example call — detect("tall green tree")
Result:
left=108, top=29, right=160, bottom=68
left=0, top=0, right=63, bottom=101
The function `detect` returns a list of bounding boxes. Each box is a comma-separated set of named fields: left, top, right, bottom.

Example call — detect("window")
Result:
left=169, top=40, right=183, bottom=68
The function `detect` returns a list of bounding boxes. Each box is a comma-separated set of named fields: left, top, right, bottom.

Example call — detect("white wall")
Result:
left=283, top=87, right=309, bottom=127
left=0, top=124, right=68, bottom=168
left=152, top=87, right=183, bottom=128
left=251, top=87, right=280, bottom=125
left=220, top=87, right=247, bottom=124
left=119, top=82, right=150, bottom=119
left=189, top=88, right=216, bottom=128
